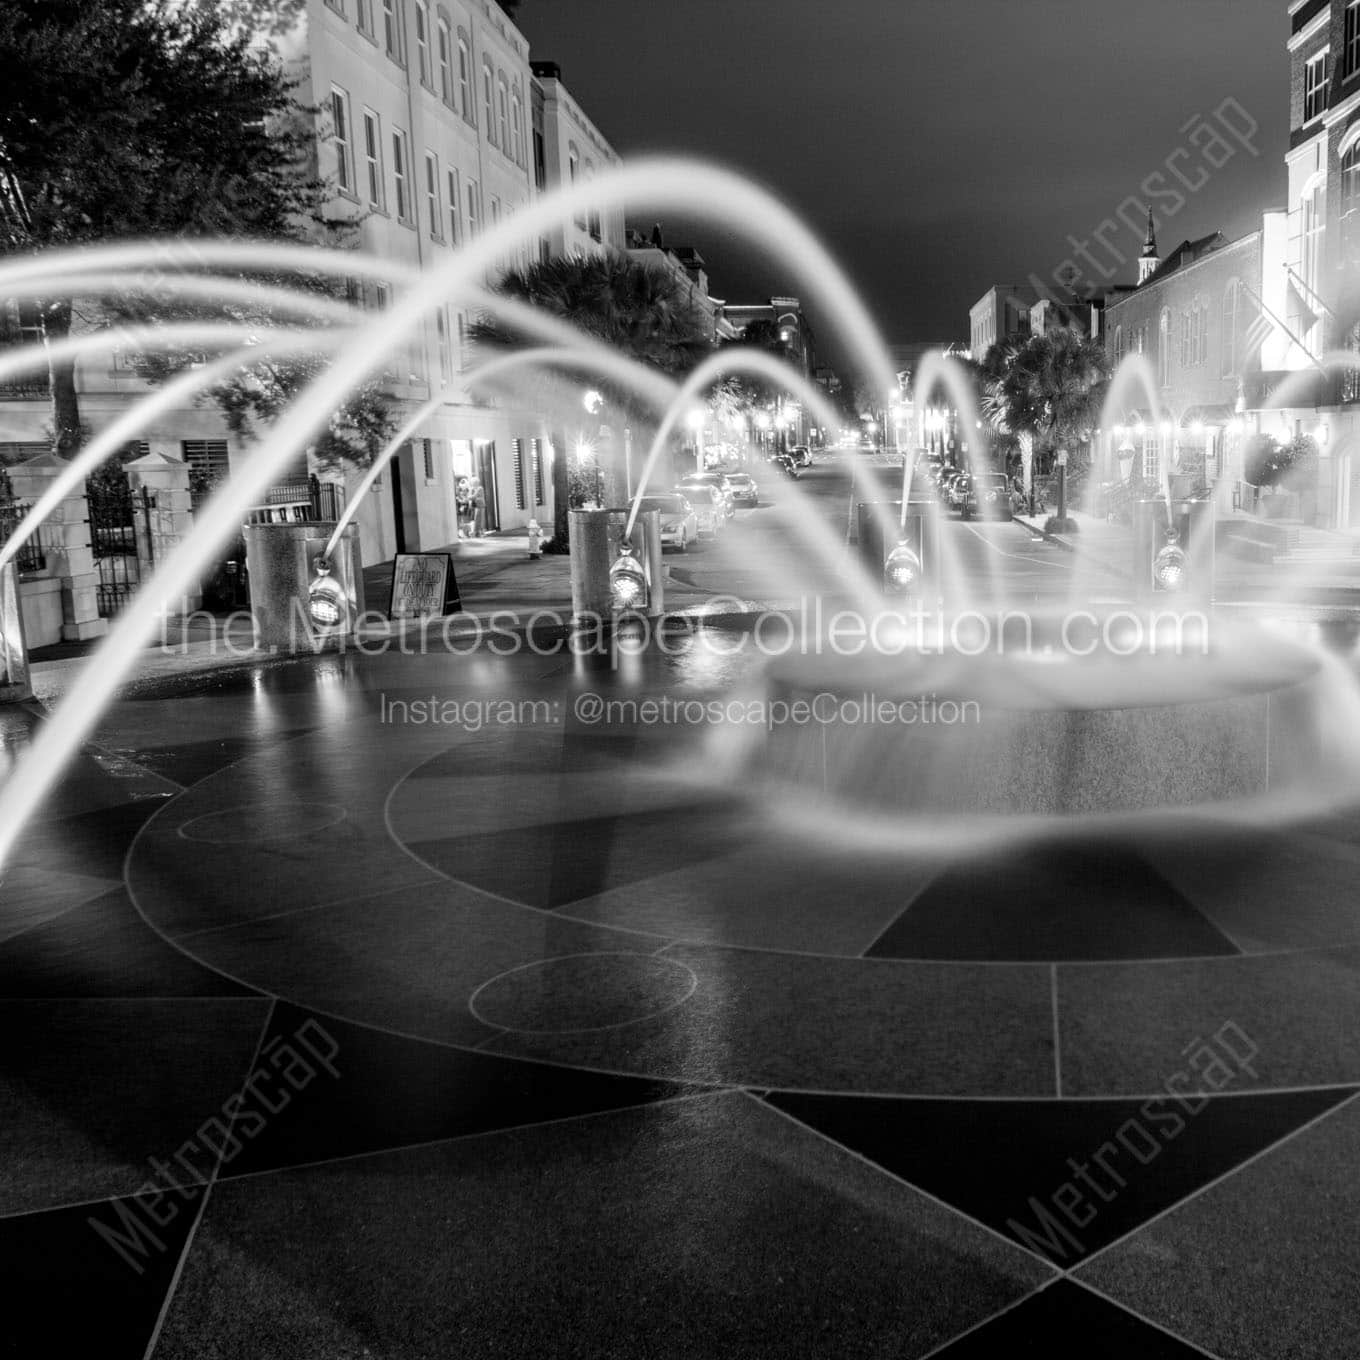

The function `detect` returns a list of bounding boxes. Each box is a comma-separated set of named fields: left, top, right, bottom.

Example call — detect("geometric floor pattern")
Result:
left=5, top=636, right=1360, bottom=1357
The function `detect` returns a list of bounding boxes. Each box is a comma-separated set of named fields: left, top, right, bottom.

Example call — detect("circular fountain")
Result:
left=705, top=607, right=1360, bottom=849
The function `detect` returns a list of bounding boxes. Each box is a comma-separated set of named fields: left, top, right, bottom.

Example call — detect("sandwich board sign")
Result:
left=388, top=553, right=461, bottom=619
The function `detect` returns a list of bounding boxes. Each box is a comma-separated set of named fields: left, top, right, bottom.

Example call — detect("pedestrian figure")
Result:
left=455, top=478, right=472, bottom=539
left=471, top=478, right=486, bottom=537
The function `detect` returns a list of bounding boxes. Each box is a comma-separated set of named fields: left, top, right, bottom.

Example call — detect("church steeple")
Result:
left=1138, top=207, right=1160, bottom=285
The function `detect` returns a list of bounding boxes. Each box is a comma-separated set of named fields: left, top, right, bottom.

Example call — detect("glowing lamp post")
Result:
left=1152, top=527, right=1189, bottom=593
left=609, top=541, right=649, bottom=614
left=0, top=561, right=33, bottom=703
left=687, top=407, right=707, bottom=472
left=883, top=539, right=923, bottom=595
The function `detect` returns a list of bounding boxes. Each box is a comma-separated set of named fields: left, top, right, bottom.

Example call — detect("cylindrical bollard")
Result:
left=1133, top=498, right=1214, bottom=604
left=568, top=509, right=613, bottom=624
left=0, top=560, right=33, bottom=703
left=634, top=509, right=664, bottom=617
left=243, top=522, right=364, bottom=652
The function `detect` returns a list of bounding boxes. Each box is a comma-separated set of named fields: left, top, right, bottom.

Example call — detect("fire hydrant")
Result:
left=527, top=518, right=542, bottom=559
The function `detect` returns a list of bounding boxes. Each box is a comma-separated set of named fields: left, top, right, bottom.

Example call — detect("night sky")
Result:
left=513, top=0, right=1285, bottom=364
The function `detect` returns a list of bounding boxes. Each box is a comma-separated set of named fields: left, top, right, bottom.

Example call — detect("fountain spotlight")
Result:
left=1152, top=526, right=1189, bottom=593
left=609, top=542, right=649, bottom=613
left=307, top=557, right=348, bottom=629
left=883, top=539, right=923, bottom=595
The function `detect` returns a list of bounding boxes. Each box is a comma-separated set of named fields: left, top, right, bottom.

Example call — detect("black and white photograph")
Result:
left=2, top=0, right=1358, bottom=1354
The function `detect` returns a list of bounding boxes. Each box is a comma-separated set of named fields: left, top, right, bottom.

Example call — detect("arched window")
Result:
left=414, top=1, right=430, bottom=85
left=496, top=75, right=510, bottom=154
left=1113, top=324, right=1124, bottom=363
left=436, top=17, right=453, bottom=105
left=456, top=34, right=473, bottom=122
left=1158, top=309, right=1171, bottom=386
left=510, top=92, right=523, bottom=165
left=568, top=145, right=585, bottom=228
left=1343, top=137, right=1360, bottom=264
left=482, top=61, right=496, bottom=144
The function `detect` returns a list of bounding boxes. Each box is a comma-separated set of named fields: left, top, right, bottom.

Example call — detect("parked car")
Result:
left=680, top=472, right=736, bottom=519
left=767, top=450, right=799, bottom=478
left=943, top=470, right=971, bottom=513
left=636, top=494, right=699, bottom=549
left=675, top=481, right=725, bottom=537
left=789, top=444, right=813, bottom=468
left=725, top=471, right=759, bottom=506
left=961, top=471, right=1014, bottom=521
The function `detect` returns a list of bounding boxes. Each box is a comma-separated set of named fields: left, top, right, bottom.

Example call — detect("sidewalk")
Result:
left=27, top=526, right=736, bottom=704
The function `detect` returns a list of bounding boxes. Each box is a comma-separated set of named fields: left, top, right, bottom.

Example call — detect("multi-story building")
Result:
left=288, top=0, right=553, bottom=557
left=722, top=297, right=816, bottom=445
left=968, top=284, right=1043, bottom=358
left=530, top=61, right=624, bottom=260
left=623, top=228, right=733, bottom=344
left=1103, top=219, right=1281, bottom=506
left=1, top=0, right=608, bottom=592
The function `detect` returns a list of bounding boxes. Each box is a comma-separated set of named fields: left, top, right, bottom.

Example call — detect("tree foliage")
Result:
left=471, top=252, right=714, bottom=544
left=995, top=329, right=1109, bottom=476
left=0, top=0, right=392, bottom=466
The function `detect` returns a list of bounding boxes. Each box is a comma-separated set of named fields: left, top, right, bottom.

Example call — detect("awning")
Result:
left=1243, top=370, right=1331, bottom=411
left=1179, top=404, right=1235, bottom=427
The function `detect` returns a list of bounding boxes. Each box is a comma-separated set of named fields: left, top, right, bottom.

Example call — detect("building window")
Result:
left=1158, top=310, right=1170, bottom=386
left=382, top=0, right=404, bottom=64
left=424, top=151, right=441, bottom=239
left=531, top=437, right=545, bottom=505
left=533, top=127, right=546, bottom=191
left=589, top=208, right=602, bottom=243
left=466, top=178, right=480, bottom=237
left=446, top=167, right=460, bottom=244
left=362, top=110, right=384, bottom=209
left=510, top=93, right=523, bottom=166
left=325, top=0, right=345, bottom=15
left=414, top=1, right=431, bottom=84
left=482, top=62, right=496, bottom=144
left=182, top=441, right=230, bottom=496
left=1305, top=49, right=1330, bottom=121
left=1347, top=1, right=1360, bottom=77
left=512, top=438, right=526, bottom=509
left=330, top=88, right=355, bottom=195
left=392, top=129, right=412, bottom=224
left=355, top=0, right=373, bottom=35
left=436, top=308, right=451, bottom=381
left=569, top=146, right=585, bottom=228
left=1343, top=141, right=1360, bottom=264
left=423, top=438, right=435, bottom=480
left=497, top=76, right=510, bottom=154
left=457, top=36, right=474, bottom=122
left=457, top=312, right=469, bottom=370
left=437, top=19, right=453, bottom=104
left=1113, top=324, right=1124, bottom=363
left=1301, top=180, right=1326, bottom=350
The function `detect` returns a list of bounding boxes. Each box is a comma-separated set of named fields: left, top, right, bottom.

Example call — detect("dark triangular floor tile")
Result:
left=13, top=798, right=174, bottom=882
left=0, top=1192, right=199, bottom=1359
left=933, top=1280, right=1205, bottom=1356
left=768, top=1086, right=1354, bottom=1265
left=0, top=887, right=258, bottom=998
left=222, top=1002, right=698, bottom=1177
left=409, top=801, right=744, bottom=908
left=866, top=844, right=1238, bottom=961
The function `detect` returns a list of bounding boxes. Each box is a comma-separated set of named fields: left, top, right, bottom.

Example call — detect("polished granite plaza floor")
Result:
left=4, top=625, right=1360, bottom=1357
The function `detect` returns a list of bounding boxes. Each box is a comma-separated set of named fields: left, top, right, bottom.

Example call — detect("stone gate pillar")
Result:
left=6, top=453, right=107, bottom=642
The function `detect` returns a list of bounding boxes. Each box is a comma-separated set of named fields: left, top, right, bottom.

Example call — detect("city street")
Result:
left=674, top=449, right=1123, bottom=607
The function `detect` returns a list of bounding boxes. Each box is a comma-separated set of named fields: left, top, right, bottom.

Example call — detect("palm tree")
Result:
left=471, top=252, right=713, bottom=547
left=996, top=329, right=1109, bottom=512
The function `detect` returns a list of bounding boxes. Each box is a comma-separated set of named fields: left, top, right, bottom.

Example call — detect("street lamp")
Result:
left=609, top=540, right=649, bottom=613
left=687, top=407, right=707, bottom=472
left=883, top=539, right=923, bottom=594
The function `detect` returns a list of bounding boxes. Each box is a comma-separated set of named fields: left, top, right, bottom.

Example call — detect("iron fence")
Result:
left=0, top=499, right=46, bottom=573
